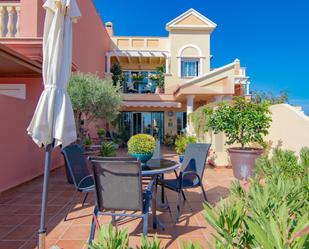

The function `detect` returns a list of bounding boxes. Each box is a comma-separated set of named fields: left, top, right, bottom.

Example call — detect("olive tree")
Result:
left=68, top=72, right=122, bottom=141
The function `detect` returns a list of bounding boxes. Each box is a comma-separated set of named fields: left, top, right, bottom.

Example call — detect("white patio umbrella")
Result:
left=27, top=0, right=80, bottom=248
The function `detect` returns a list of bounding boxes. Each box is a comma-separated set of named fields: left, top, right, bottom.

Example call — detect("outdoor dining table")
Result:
left=141, top=158, right=181, bottom=229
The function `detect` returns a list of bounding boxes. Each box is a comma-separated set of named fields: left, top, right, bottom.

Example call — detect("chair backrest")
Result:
left=181, top=143, right=211, bottom=182
left=90, top=157, right=143, bottom=212
left=61, top=144, right=94, bottom=189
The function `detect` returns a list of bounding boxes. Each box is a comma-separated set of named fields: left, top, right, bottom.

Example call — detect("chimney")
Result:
left=105, top=21, right=114, bottom=37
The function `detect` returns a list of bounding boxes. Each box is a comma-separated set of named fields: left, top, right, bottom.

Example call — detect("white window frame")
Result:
left=180, top=58, right=200, bottom=78
left=177, top=44, right=204, bottom=78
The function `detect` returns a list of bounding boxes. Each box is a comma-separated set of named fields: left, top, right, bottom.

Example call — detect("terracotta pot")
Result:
left=228, top=148, right=263, bottom=180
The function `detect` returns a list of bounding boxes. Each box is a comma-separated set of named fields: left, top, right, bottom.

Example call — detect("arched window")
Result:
left=178, top=44, right=203, bottom=78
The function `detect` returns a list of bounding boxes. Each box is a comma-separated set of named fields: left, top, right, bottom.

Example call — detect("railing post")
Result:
left=6, top=6, right=14, bottom=37
left=15, top=6, right=20, bottom=37
left=0, top=6, right=5, bottom=38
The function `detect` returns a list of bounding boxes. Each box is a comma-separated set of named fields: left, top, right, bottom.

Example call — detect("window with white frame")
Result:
left=181, top=58, right=199, bottom=77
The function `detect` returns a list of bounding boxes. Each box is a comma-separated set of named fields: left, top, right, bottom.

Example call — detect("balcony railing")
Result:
left=0, top=2, right=20, bottom=38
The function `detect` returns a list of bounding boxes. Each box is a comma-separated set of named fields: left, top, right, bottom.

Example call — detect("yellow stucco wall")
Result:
left=175, top=14, right=208, bottom=25
left=165, top=30, right=211, bottom=93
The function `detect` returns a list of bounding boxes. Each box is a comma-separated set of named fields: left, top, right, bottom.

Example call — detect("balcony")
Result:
left=123, top=71, right=158, bottom=94
left=110, top=36, right=169, bottom=51
left=0, top=1, right=20, bottom=38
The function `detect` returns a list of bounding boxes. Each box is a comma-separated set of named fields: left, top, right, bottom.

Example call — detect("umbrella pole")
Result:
left=38, top=142, right=53, bottom=249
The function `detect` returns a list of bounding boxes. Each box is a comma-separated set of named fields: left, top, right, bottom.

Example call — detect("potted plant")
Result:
left=207, top=97, right=272, bottom=179
left=84, top=137, right=92, bottom=151
left=175, top=134, right=197, bottom=162
left=100, top=142, right=116, bottom=157
left=149, top=65, right=165, bottom=93
left=128, top=134, right=156, bottom=165
left=97, top=127, right=105, bottom=143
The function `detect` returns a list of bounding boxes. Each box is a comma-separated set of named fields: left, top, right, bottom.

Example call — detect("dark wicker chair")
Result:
left=61, top=144, right=94, bottom=221
left=158, top=143, right=211, bottom=223
left=88, top=157, right=154, bottom=245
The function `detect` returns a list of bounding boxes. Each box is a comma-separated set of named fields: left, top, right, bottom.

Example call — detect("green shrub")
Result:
left=204, top=148, right=309, bottom=249
left=137, top=235, right=162, bottom=249
left=89, top=224, right=129, bottom=249
left=182, top=241, right=204, bottom=249
left=128, top=134, right=156, bottom=154
left=100, top=142, right=116, bottom=157
left=175, top=135, right=198, bottom=155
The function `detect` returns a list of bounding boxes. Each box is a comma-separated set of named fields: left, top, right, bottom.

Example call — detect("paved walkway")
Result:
left=0, top=147, right=235, bottom=249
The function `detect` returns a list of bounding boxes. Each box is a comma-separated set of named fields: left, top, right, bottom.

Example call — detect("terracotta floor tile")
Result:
left=0, top=240, right=25, bottom=249
left=55, top=240, right=86, bottom=249
left=60, top=225, right=91, bottom=240
left=0, top=226, right=15, bottom=239
left=0, top=147, right=236, bottom=248
left=46, top=225, right=69, bottom=240
left=0, top=215, right=28, bottom=226
left=19, top=239, right=58, bottom=249
left=3, top=225, right=37, bottom=240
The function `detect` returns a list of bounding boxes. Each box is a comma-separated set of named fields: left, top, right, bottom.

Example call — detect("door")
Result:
left=129, top=112, right=164, bottom=141
left=132, top=112, right=142, bottom=135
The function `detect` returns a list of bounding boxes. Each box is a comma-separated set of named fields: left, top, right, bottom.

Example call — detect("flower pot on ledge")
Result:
left=228, top=147, right=263, bottom=180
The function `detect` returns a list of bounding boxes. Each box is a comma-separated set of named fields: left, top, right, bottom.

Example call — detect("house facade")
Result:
left=105, top=9, right=250, bottom=141
left=0, top=0, right=109, bottom=192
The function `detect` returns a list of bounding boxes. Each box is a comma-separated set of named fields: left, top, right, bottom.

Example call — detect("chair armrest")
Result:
left=77, top=175, right=93, bottom=189
left=179, top=171, right=201, bottom=188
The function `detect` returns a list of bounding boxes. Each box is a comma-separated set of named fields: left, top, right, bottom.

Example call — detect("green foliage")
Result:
left=68, top=72, right=122, bottom=141
left=182, top=241, right=204, bottom=249
left=137, top=235, right=163, bottom=249
left=175, top=134, right=198, bottom=155
left=97, top=127, right=105, bottom=138
left=111, top=63, right=124, bottom=87
left=207, top=97, right=272, bottom=148
left=154, top=65, right=165, bottom=90
left=84, top=138, right=92, bottom=147
left=251, top=90, right=289, bottom=105
left=204, top=148, right=309, bottom=249
left=100, top=142, right=117, bottom=157
left=89, top=224, right=129, bottom=249
left=163, top=133, right=176, bottom=148
left=190, top=106, right=213, bottom=140
left=128, top=134, right=156, bottom=154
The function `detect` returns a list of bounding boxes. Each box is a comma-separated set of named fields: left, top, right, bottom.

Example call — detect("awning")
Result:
left=107, top=50, right=170, bottom=58
left=123, top=101, right=181, bottom=108
left=0, top=43, right=41, bottom=77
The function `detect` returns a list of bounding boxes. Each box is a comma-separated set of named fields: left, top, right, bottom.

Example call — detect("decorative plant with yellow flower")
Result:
left=128, top=134, right=156, bottom=155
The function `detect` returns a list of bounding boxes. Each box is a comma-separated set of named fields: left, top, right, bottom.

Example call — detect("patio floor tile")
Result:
left=0, top=146, right=235, bottom=248
left=0, top=241, right=25, bottom=249
left=3, top=225, right=37, bottom=240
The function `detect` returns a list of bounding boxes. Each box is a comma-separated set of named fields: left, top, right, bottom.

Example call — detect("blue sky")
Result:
left=93, top=0, right=309, bottom=114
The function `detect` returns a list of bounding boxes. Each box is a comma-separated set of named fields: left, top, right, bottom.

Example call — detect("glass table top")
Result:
left=142, top=159, right=180, bottom=176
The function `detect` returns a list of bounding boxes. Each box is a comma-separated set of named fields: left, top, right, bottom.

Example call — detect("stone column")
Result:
left=186, top=95, right=195, bottom=134
left=246, top=81, right=250, bottom=96
left=165, top=57, right=170, bottom=74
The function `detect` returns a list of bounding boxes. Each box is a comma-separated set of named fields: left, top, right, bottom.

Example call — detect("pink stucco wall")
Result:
left=0, top=79, right=62, bottom=192
left=73, top=0, right=110, bottom=78
left=0, top=0, right=110, bottom=192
